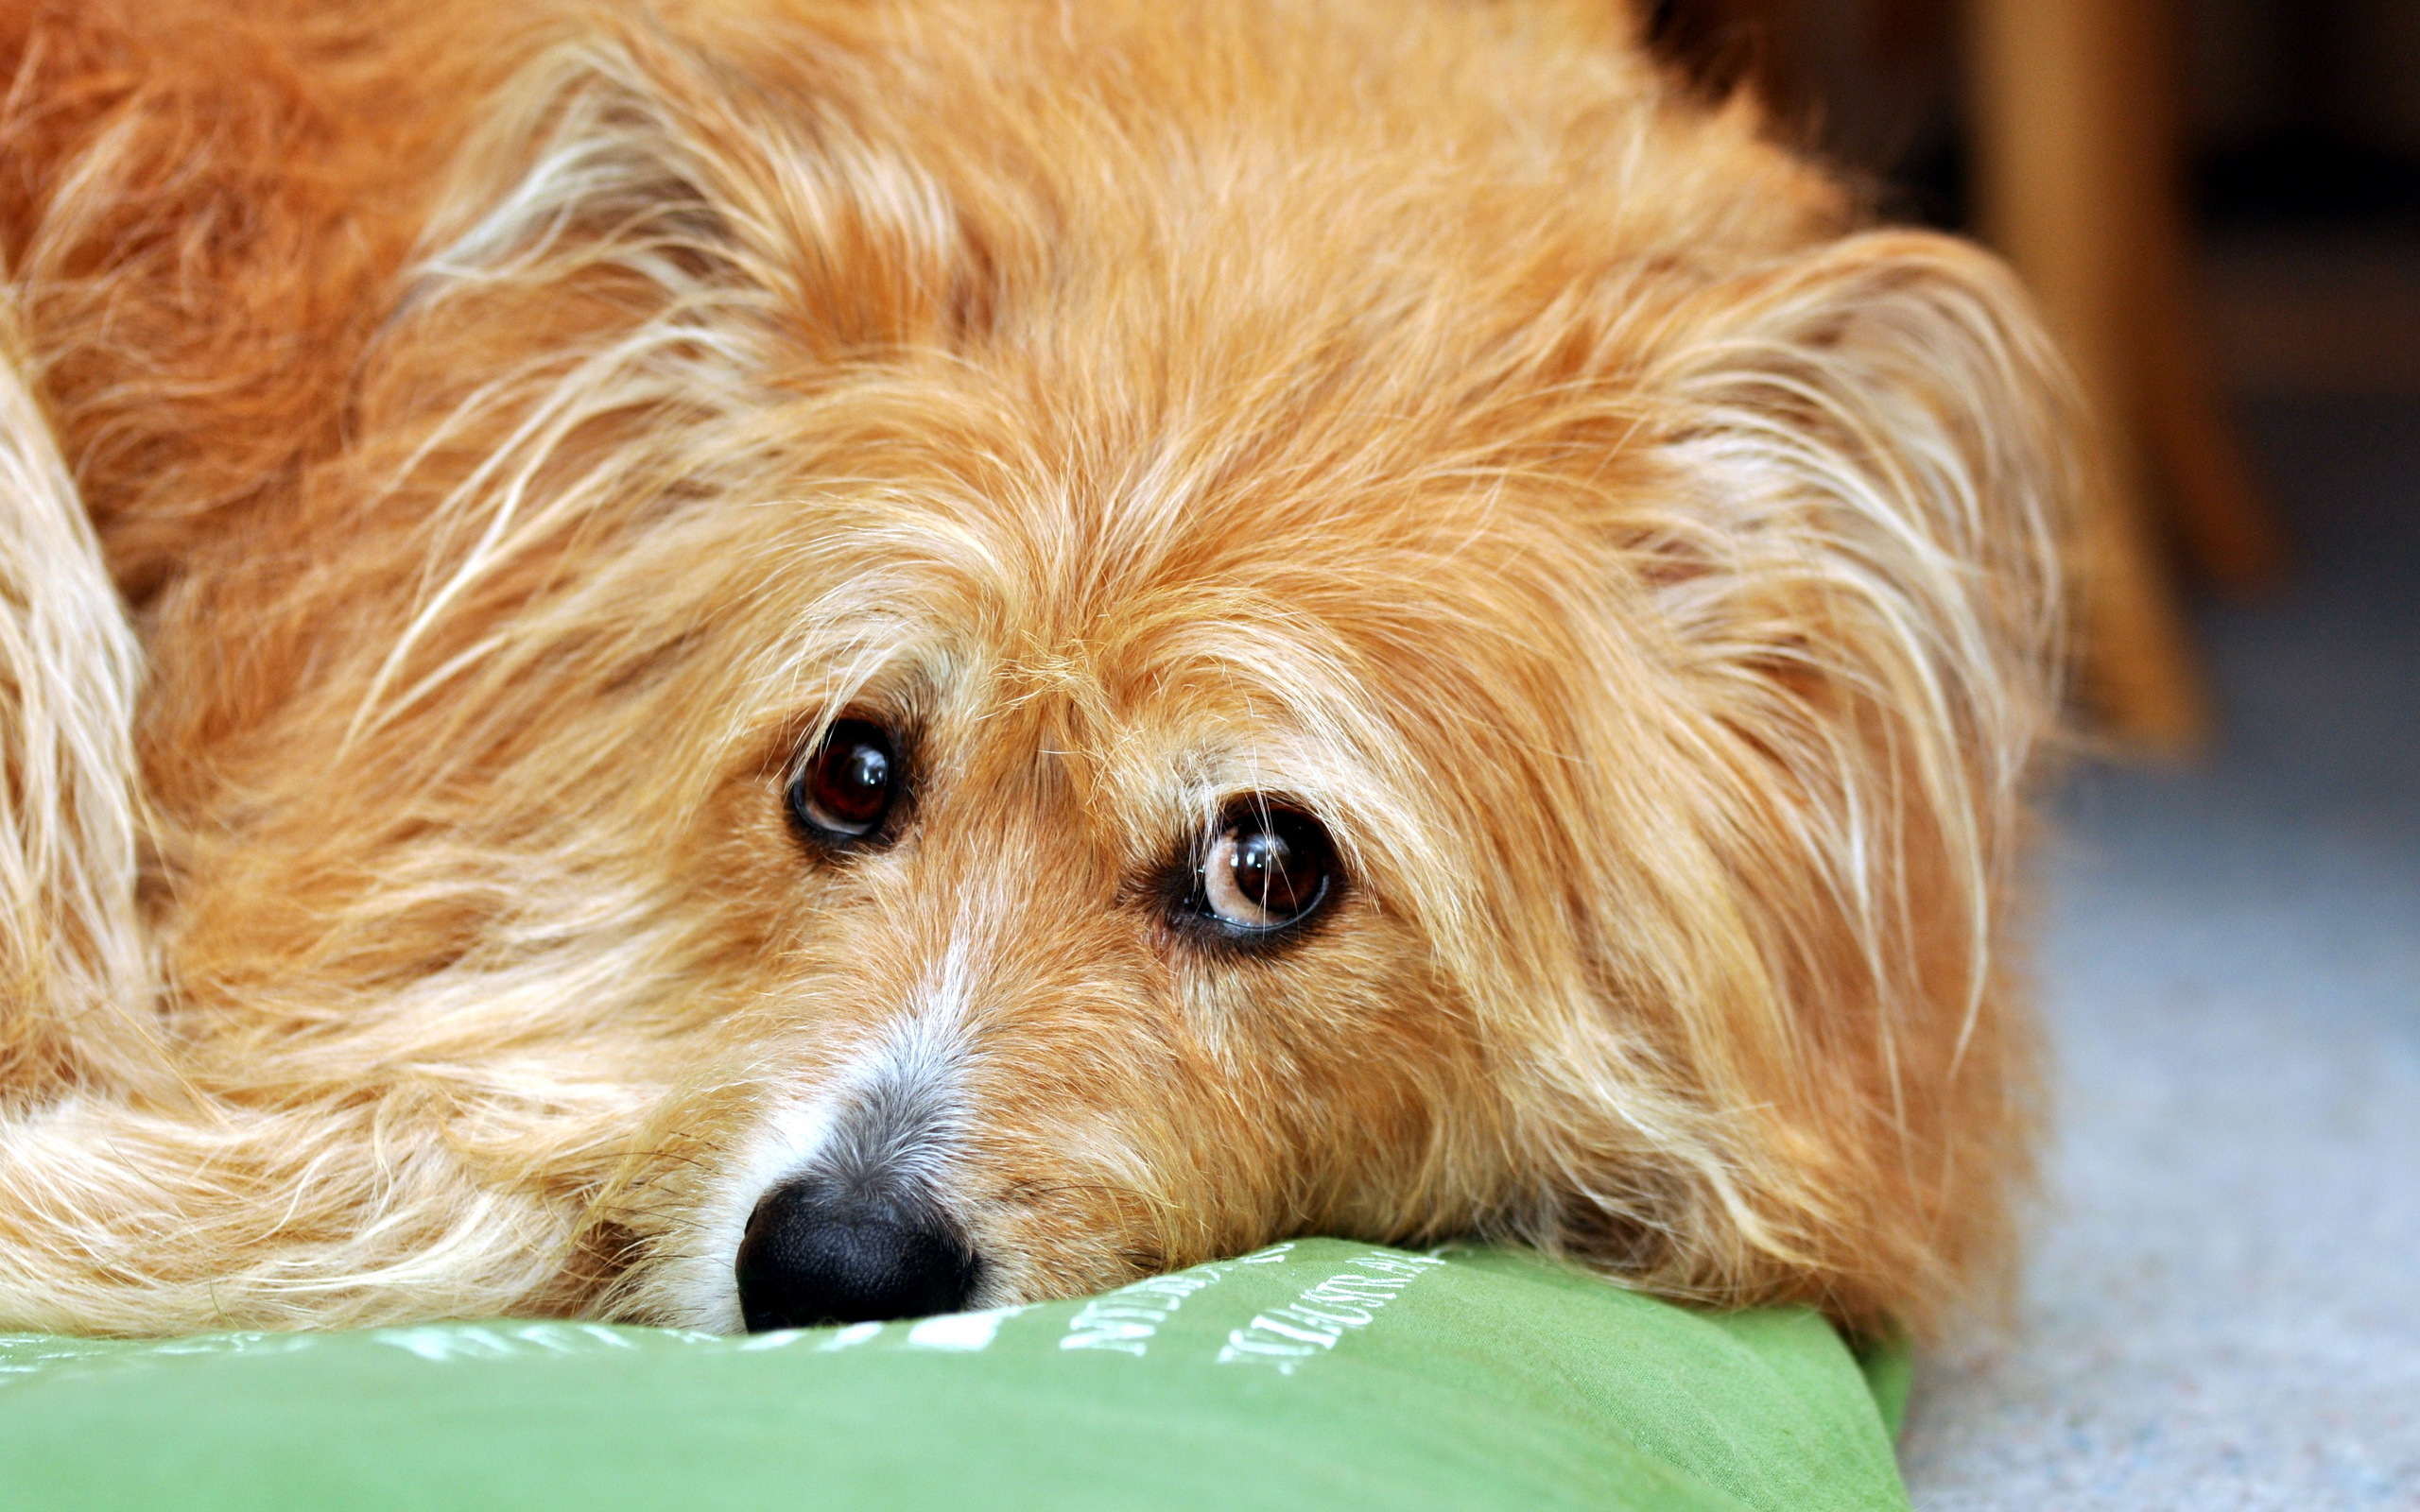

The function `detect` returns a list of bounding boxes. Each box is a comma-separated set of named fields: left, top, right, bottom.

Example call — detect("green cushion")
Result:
left=0, top=1239, right=1910, bottom=1511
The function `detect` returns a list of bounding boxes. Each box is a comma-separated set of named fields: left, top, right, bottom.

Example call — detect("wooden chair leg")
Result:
left=2068, top=444, right=2214, bottom=754
left=1968, top=0, right=2212, bottom=752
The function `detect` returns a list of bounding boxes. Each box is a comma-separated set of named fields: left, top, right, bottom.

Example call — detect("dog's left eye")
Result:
left=788, top=719, right=901, bottom=845
left=1191, top=805, right=1337, bottom=935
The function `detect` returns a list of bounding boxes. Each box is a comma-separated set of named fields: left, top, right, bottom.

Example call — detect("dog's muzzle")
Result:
left=735, top=1174, right=979, bottom=1331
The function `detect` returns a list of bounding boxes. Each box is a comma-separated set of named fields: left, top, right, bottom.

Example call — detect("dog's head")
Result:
left=198, top=1, right=2064, bottom=1337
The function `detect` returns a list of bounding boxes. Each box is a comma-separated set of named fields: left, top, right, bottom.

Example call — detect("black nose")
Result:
left=735, top=1177, right=980, bottom=1332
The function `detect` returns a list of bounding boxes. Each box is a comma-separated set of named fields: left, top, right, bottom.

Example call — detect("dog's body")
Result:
left=0, top=0, right=2063, bottom=1338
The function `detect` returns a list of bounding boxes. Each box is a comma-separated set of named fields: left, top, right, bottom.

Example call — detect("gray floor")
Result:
left=1898, top=398, right=2420, bottom=1509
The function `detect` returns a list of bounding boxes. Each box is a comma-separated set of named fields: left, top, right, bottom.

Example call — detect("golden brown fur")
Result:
left=0, top=0, right=2065, bottom=1337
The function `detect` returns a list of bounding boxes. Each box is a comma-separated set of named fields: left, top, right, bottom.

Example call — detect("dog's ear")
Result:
left=397, top=23, right=987, bottom=375
left=1636, top=228, right=2071, bottom=798
left=1539, top=231, right=2070, bottom=1333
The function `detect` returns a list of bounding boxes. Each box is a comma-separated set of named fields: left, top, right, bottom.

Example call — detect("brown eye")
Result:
left=788, top=719, right=900, bottom=844
left=1194, top=804, right=1336, bottom=934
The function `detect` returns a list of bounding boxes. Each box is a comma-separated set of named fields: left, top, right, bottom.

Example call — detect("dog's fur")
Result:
left=0, top=0, right=2066, bottom=1338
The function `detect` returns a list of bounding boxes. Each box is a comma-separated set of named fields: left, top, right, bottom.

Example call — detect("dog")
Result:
left=0, top=0, right=2066, bottom=1339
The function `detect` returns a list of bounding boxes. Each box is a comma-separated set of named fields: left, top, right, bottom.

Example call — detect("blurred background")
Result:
left=1643, top=3, right=2419, bottom=1508
left=1647, top=0, right=2420, bottom=408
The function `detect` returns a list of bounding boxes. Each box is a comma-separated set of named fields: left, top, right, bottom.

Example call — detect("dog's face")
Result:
left=140, top=2, right=2061, bottom=1336
left=643, top=477, right=1540, bottom=1328
left=590, top=352, right=1672, bottom=1330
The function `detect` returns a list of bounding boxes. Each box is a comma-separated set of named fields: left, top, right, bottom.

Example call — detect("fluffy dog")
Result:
left=0, top=0, right=2065, bottom=1339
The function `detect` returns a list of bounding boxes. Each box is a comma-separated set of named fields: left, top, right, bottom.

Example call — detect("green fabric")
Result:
left=0, top=1240, right=1910, bottom=1511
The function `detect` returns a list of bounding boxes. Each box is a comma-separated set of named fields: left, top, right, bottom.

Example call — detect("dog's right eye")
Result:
left=1177, top=802, right=1338, bottom=944
left=788, top=719, right=902, bottom=846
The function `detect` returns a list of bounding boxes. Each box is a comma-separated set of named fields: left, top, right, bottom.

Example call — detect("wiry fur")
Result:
left=0, top=0, right=2066, bottom=1338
